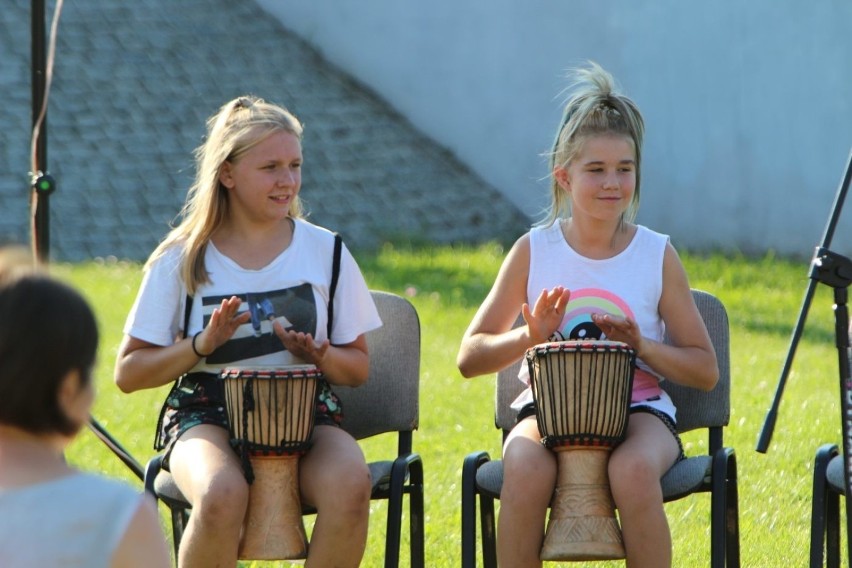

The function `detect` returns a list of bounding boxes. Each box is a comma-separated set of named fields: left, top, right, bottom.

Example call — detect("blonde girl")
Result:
left=457, top=63, right=718, bottom=568
left=115, top=96, right=381, bottom=568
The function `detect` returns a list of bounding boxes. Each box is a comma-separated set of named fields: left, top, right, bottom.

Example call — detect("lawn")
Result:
left=57, top=244, right=848, bottom=567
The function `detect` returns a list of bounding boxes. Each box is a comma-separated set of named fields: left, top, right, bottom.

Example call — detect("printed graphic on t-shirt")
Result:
left=558, top=288, right=635, bottom=340
left=201, top=283, right=317, bottom=365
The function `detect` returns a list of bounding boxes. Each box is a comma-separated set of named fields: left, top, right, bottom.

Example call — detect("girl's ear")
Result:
left=553, top=166, right=571, bottom=192
left=219, top=161, right=235, bottom=189
left=57, top=369, right=94, bottom=429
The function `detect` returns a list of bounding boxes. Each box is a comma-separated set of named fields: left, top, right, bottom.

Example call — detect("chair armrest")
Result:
left=389, top=452, right=423, bottom=496
left=710, top=445, right=737, bottom=525
left=143, top=454, right=166, bottom=499
left=462, top=451, right=492, bottom=495
left=711, top=445, right=737, bottom=485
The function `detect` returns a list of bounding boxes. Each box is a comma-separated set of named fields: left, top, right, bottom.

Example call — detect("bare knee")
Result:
left=502, top=447, right=555, bottom=509
left=191, top=469, right=249, bottom=525
left=322, top=460, right=371, bottom=517
left=609, top=451, right=662, bottom=509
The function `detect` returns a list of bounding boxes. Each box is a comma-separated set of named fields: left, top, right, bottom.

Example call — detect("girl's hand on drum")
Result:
left=591, top=313, right=645, bottom=354
left=523, top=287, right=571, bottom=345
left=196, top=296, right=250, bottom=355
left=272, top=321, right=330, bottom=367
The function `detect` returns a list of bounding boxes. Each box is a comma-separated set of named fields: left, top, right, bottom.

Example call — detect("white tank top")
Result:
left=514, top=221, right=671, bottom=411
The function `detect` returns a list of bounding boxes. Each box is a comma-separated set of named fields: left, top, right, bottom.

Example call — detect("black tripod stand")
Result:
left=30, top=0, right=144, bottom=480
left=757, top=148, right=852, bottom=562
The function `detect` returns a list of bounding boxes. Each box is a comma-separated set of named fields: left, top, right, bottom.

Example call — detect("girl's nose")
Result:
left=602, top=172, right=619, bottom=190
left=278, top=169, right=296, bottom=186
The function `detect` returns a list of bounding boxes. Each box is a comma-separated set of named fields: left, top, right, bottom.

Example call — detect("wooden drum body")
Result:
left=220, top=365, right=320, bottom=561
left=526, top=340, right=635, bottom=561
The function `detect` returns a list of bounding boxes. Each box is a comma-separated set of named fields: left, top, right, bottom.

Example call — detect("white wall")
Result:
left=256, top=0, right=852, bottom=257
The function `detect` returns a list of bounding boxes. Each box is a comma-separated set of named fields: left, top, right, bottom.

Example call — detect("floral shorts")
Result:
left=154, top=372, right=343, bottom=468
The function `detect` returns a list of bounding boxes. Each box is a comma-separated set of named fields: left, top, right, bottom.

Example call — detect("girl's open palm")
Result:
left=591, top=312, right=644, bottom=353
left=195, top=296, right=250, bottom=355
left=523, top=286, right=571, bottom=345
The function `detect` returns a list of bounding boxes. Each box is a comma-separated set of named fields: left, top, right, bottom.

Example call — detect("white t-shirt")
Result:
left=0, top=473, right=144, bottom=568
left=124, top=218, right=382, bottom=373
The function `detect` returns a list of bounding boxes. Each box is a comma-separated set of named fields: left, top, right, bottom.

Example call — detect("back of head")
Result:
left=544, top=62, right=645, bottom=226
left=0, top=274, right=99, bottom=435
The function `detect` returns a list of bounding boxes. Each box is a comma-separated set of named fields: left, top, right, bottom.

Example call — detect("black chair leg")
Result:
left=170, top=509, right=186, bottom=560
left=409, top=458, right=425, bottom=568
left=462, top=452, right=491, bottom=568
left=480, top=493, right=497, bottom=568
left=710, top=447, right=739, bottom=568
left=811, top=444, right=840, bottom=568
left=826, top=489, right=840, bottom=568
left=725, top=453, right=740, bottom=568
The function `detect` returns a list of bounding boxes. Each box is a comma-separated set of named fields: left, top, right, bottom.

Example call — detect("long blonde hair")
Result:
left=540, top=62, right=645, bottom=228
left=146, top=96, right=304, bottom=294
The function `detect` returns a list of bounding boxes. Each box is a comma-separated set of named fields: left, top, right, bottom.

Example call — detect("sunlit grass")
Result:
left=55, top=245, right=848, bottom=567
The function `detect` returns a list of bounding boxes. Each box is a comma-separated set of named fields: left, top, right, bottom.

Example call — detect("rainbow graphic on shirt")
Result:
left=558, top=288, right=635, bottom=340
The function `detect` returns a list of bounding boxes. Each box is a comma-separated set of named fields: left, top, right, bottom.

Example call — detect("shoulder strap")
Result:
left=326, top=233, right=343, bottom=339
left=183, top=293, right=192, bottom=339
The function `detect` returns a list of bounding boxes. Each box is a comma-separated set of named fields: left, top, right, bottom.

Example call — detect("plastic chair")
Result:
left=143, top=290, right=424, bottom=567
left=461, top=289, right=739, bottom=567
left=810, top=443, right=845, bottom=567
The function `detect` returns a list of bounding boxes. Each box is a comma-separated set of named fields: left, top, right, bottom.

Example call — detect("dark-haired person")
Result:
left=0, top=270, right=170, bottom=568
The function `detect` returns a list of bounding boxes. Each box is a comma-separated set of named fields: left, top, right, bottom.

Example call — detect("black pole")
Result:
left=807, top=249, right=852, bottom=562
left=756, top=148, right=852, bottom=453
left=31, top=0, right=53, bottom=262
left=87, top=419, right=145, bottom=481
left=29, top=0, right=143, bottom=482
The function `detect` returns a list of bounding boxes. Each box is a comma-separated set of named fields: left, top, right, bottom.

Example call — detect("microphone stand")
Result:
left=756, top=148, right=852, bottom=562
left=757, top=148, right=852, bottom=454
left=809, top=248, right=852, bottom=563
left=30, top=0, right=143, bottom=481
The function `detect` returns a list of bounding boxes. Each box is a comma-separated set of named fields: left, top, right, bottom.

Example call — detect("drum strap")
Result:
left=153, top=294, right=195, bottom=452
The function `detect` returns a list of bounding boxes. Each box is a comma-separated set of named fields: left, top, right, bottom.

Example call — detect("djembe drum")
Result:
left=526, top=340, right=635, bottom=561
left=220, top=365, right=320, bottom=560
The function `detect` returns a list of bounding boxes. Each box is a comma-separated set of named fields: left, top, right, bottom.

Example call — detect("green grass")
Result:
left=56, top=245, right=847, bottom=567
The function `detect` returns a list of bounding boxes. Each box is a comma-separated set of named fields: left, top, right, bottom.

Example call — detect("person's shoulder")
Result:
left=294, top=217, right=333, bottom=236
left=504, top=231, right=533, bottom=265
left=145, top=240, right=184, bottom=273
left=635, top=224, right=669, bottom=240
left=634, top=224, right=672, bottom=250
left=293, top=218, right=337, bottom=245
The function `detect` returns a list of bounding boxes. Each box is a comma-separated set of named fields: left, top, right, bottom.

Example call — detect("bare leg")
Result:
left=609, top=413, right=680, bottom=568
left=169, top=425, right=249, bottom=568
left=300, top=425, right=371, bottom=568
left=497, top=416, right=556, bottom=568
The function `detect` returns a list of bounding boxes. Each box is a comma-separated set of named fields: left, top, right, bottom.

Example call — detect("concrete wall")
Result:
left=256, top=1, right=852, bottom=257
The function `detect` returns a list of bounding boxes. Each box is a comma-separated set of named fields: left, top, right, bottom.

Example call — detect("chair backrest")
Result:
left=494, top=289, right=730, bottom=435
left=661, top=289, right=730, bottom=433
left=333, top=290, right=421, bottom=441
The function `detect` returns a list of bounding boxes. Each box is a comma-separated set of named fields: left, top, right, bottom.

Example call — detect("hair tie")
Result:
left=551, top=105, right=578, bottom=160
left=192, top=331, right=213, bottom=358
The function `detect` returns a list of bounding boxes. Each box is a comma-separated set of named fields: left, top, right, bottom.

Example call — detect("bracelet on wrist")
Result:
left=191, top=331, right=213, bottom=358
